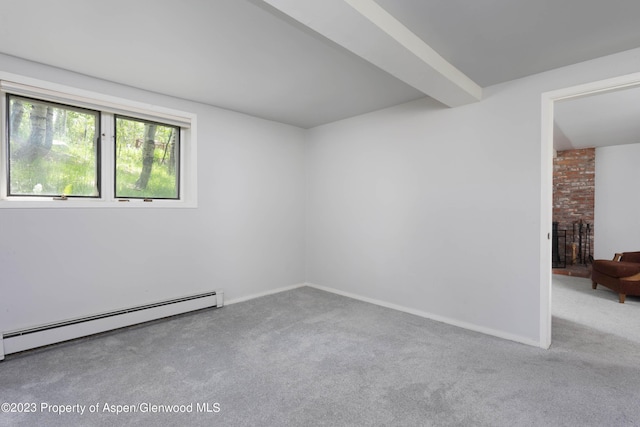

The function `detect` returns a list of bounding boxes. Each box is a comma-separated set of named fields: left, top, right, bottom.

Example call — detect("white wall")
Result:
left=595, top=143, right=640, bottom=258
left=0, top=54, right=306, bottom=332
left=306, top=47, right=640, bottom=346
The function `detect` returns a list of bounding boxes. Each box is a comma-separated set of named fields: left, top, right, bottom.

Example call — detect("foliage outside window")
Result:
left=7, top=95, right=100, bottom=197
left=115, top=116, right=179, bottom=199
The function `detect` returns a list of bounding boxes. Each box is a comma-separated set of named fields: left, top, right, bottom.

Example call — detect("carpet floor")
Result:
left=1, top=282, right=639, bottom=426
left=552, top=274, right=640, bottom=343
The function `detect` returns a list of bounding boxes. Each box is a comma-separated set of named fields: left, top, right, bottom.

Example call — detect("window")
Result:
left=8, top=95, right=100, bottom=198
left=0, top=77, right=197, bottom=208
left=115, top=116, right=179, bottom=200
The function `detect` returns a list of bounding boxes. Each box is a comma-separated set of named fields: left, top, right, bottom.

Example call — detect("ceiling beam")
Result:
left=261, top=0, right=482, bottom=107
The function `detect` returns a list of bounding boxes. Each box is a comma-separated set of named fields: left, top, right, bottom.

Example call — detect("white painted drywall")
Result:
left=594, top=143, right=640, bottom=259
left=0, top=54, right=306, bottom=332
left=306, top=47, right=640, bottom=345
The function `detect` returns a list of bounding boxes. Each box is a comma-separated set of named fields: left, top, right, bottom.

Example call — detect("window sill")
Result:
left=0, top=198, right=197, bottom=209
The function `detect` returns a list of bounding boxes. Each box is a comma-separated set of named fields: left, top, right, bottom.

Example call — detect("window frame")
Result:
left=114, top=114, right=181, bottom=201
left=0, top=73, right=197, bottom=208
left=6, top=93, right=103, bottom=199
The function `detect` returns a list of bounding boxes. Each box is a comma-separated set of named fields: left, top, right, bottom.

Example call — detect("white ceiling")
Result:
left=1, top=0, right=640, bottom=129
left=374, top=0, right=640, bottom=87
left=554, top=85, right=640, bottom=151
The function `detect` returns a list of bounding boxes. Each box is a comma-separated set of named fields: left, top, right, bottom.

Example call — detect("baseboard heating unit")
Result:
left=0, top=290, right=223, bottom=360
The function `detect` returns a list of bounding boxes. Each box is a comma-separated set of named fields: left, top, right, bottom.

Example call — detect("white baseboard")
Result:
left=0, top=281, right=542, bottom=360
left=305, top=282, right=542, bottom=348
left=224, top=283, right=306, bottom=306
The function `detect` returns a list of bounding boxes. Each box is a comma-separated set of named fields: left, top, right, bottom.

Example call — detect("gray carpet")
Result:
left=553, top=274, right=640, bottom=344
left=1, top=284, right=640, bottom=426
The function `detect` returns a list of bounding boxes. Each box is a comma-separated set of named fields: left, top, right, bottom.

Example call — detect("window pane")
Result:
left=8, top=95, right=100, bottom=197
left=115, top=116, right=179, bottom=199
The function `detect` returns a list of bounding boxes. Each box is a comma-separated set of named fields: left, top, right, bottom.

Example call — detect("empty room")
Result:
left=1, top=1, right=640, bottom=426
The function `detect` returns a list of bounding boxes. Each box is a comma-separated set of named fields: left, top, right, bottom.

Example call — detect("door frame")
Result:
left=539, top=71, right=640, bottom=349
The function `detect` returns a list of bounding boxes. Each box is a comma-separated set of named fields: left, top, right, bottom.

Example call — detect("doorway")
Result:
left=540, top=72, right=640, bottom=348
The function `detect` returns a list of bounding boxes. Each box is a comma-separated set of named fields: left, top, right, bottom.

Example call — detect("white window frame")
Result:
left=0, top=72, right=197, bottom=208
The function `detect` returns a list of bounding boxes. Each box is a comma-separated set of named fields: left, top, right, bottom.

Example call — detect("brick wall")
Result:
left=553, top=148, right=595, bottom=264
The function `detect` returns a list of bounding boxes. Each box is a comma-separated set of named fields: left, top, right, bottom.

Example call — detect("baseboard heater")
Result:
left=0, top=290, right=223, bottom=360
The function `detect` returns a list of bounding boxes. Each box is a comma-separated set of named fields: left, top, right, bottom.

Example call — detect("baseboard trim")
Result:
left=225, top=283, right=306, bottom=306
left=305, top=282, right=542, bottom=348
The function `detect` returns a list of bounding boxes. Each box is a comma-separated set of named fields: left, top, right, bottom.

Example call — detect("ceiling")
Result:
left=554, top=85, right=640, bottom=151
left=1, top=0, right=640, bottom=129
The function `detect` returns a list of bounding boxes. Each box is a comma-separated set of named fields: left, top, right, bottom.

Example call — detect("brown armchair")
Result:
left=591, top=251, right=640, bottom=303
